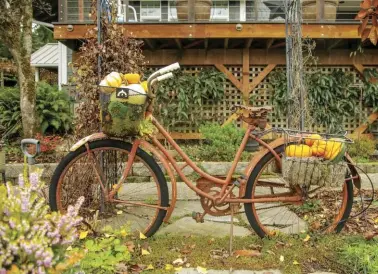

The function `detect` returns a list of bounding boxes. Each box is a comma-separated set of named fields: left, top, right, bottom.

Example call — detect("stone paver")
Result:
left=156, top=217, right=251, bottom=237
left=176, top=268, right=282, bottom=274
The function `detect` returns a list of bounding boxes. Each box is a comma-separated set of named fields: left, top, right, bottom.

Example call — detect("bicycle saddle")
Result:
left=232, top=104, right=272, bottom=115
left=232, top=104, right=272, bottom=129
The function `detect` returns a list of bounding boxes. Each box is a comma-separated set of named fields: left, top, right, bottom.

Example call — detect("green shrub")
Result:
left=348, top=135, right=376, bottom=162
left=68, top=234, right=131, bottom=273
left=184, top=123, right=249, bottom=162
left=0, top=170, right=83, bottom=272
left=0, top=82, right=73, bottom=138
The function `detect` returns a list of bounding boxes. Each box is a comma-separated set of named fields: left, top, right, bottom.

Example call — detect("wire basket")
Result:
left=99, top=86, right=148, bottom=137
left=282, top=130, right=353, bottom=188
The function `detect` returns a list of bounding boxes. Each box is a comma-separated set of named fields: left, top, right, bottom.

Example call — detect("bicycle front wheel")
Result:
left=49, top=139, right=169, bottom=237
left=244, top=144, right=354, bottom=237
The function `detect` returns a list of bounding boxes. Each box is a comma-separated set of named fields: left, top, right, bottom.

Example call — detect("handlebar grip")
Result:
left=157, top=72, right=174, bottom=82
left=159, top=63, right=180, bottom=75
left=21, top=139, right=41, bottom=158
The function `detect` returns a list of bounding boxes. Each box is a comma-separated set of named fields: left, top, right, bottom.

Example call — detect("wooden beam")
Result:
left=204, top=38, right=209, bottom=50
left=353, top=63, right=365, bottom=76
left=144, top=39, right=156, bottom=50
left=142, top=49, right=378, bottom=66
left=327, top=39, right=342, bottom=51
left=270, top=41, right=286, bottom=49
left=54, top=24, right=362, bottom=40
left=242, top=48, right=250, bottom=100
left=266, top=38, right=275, bottom=49
left=353, top=112, right=378, bottom=135
left=78, top=0, right=84, bottom=22
left=183, top=39, right=204, bottom=49
left=224, top=38, right=229, bottom=49
left=214, top=64, right=243, bottom=92
left=245, top=38, right=253, bottom=48
left=174, top=38, right=182, bottom=50
left=222, top=113, right=239, bottom=126
left=248, top=64, right=276, bottom=93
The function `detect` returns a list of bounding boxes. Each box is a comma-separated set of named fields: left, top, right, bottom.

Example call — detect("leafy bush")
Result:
left=362, top=69, right=378, bottom=112
left=183, top=123, right=249, bottom=162
left=0, top=170, right=83, bottom=273
left=0, top=82, right=73, bottom=138
left=269, top=69, right=360, bottom=133
left=154, top=68, right=225, bottom=129
left=348, top=135, right=376, bottom=161
left=68, top=233, right=131, bottom=273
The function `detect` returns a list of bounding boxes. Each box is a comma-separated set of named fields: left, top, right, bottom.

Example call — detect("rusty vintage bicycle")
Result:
left=49, top=63, right=361, bottom=237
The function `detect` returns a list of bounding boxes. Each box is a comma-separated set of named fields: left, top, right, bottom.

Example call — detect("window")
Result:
left=211, top=0, right=229, bottom=21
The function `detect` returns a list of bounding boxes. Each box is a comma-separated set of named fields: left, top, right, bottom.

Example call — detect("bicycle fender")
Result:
left=70, top=133, right=108, bottom=151
left=244, top=137, right=361, bottom=190
left=244, top=137, right=284, bottom=179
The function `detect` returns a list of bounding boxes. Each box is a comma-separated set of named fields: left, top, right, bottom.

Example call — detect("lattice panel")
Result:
left=147, top=65, right=376, bottom=135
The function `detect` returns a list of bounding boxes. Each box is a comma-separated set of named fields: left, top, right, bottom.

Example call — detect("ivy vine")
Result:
left=269, top=69, right=365, bottom=133
left=151, top=68, right=226, bottom=129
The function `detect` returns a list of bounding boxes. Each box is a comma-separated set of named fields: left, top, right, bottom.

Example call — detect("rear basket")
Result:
left=282, top=130, right=353, bottom=188
left=99, top=87, right=148, bottom=137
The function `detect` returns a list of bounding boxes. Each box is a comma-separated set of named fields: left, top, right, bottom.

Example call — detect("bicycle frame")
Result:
left=76, top=116, right=307, bottom=223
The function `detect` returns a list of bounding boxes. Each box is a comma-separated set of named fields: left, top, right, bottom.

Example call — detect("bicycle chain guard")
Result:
left=196, top=177, right=240, bottom=216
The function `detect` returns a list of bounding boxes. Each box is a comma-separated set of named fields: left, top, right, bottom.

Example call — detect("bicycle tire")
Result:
left=49, top=139, right=169, bottom=237
left=244, top=144, right=354, bottom=238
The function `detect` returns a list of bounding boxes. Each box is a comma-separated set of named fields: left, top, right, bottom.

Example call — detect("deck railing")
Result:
left=57, top=0, right=361, bottom=24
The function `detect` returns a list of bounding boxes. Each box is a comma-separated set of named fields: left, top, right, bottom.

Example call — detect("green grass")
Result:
left=128, top=234, right=357, bottom=274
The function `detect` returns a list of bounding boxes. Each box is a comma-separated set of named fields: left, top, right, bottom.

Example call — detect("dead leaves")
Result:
left=234, top=249, right=261, bottom=257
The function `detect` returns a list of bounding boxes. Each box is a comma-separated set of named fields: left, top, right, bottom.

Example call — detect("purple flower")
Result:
left=29, top=173, right=39, bottom=190
left=20, top=191, right=30, bottom=213
left=18, top=174, right=25, bottom=187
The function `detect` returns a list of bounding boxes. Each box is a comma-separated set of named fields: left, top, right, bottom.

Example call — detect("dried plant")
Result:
left=355, top=0, right=378, bottom=45
left=72, top=0, right=145, bottom=136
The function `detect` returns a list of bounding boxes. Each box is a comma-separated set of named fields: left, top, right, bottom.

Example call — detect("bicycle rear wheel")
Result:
left=244, top=144, right=354, bottom=237
left=49, top=139, right=169, bottom=237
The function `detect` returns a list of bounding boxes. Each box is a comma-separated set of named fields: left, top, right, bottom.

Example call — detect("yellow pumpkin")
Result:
left=141, top=81, right=148, bottom=92
left=311, top=140, right=327, bottom=156
left=105, top=72, right=123, bottom=87
left=324, top=138, right=343, bottom=160
left=124, top=73, right=141, bottom=84
left=285, top=144, right=312, bottom=158
left=99, top=79, right=114, bottom=93
left=304, top=134, right=322, bottom=146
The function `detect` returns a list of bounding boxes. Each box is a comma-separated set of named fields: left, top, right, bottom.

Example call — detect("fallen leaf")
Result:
left=141, top=249, right=150, bottom=255
left=116, top=210, right=123, bottom=215
left=266, top=250, right=276, bottom=255
left=374, top=218, right=378, bottom=224
left=66, top=246, right=72, bottom=251
left=125, top=241, right=135, bottom=252
left=304, top=215, right=309, bottom=221
left=280, top=255, right=284, bottom=262
left=145, top=264, right=154, bottom=270
left=79, top=231, right=88, bottom=239
left=303, top=235, right=311, bottom=242
left=196, top=266, right=208, bottom=274
left=173, top=258, right=184, bottom=266
left=234, top=250, right=261, bottom=257
left=364, top=231, right=378, bottom=241
left=293, top=260, right=300, bottom=265
left=175, top=267, right=183, bottom=272
left=165, top=264, right=174, bottom=270
left=139, top=231, right=147, bottom=239
left=185, top=263, right=191, bottom=268
left=208, top=238, right=215, bottom=244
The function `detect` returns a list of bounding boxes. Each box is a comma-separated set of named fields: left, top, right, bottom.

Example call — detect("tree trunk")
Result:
left=11, top=0, right=37, bottom=138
